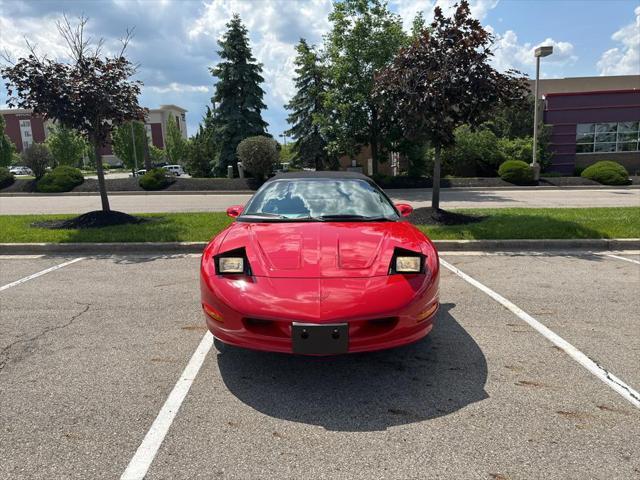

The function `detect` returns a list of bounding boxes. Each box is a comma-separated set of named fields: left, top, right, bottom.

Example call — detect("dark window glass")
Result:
left=576, top=143, right=594, bottom=153
left=594, top=142, right=617, bottom=153
left=617, top=141, right=639, bottom=152
left=595, top=132, right=616, bottom=143
left=618, top=132, right=638, bottom=143
left=595, top=123, right=617, bottom=134
left=618, top=121, right=639, bottom=132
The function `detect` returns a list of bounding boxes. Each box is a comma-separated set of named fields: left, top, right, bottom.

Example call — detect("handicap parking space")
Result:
left=0, top=252, right=638, bottom=479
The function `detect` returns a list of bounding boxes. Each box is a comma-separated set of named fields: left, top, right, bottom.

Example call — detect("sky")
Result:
left=1, top=0, right=638, bottom=140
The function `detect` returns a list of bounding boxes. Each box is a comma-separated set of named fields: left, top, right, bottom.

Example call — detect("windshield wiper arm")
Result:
left=314, top=214, right=392, bottom=221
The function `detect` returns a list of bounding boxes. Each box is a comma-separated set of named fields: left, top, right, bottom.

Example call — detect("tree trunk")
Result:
left=432, top=144, right=441, bottom=210
left=93, top=142, right=110, bottom=212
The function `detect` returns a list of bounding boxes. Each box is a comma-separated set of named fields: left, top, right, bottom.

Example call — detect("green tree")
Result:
left=185, top=107, right=216, bottom=177
left=165, top=114, right=187, bottom=165
left=485, top=94, right=534, bottom=139
left=21, top=143, right=53, bottom=179
left=374, top=1, right=528, bottom=210
left=111, top=120, right=147, bottom=172
left=46, top=124, right=87, bottom=167
left=321, top=0, right=406, bottom=174
left=210, top=14, right=268, bottom=176
left=0, top=114, right=16, bottom=167
left=1, top=16, right=145, bottom=212
left=438, top=126, right=506, bottom=177
left=285, top=39, right=329, bottom=170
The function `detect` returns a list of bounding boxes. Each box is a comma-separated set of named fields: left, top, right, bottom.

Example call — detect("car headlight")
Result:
left=215, top=248, right=252, bottom=275
left=389, top=248, right=425, bottom=274
left=396, top=256, right=421, bottom=273
left=219, top=257, right=244, bottom=273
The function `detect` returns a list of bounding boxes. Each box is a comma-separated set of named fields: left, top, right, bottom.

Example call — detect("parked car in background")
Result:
left=129, top=169, right=147, bottom=177
left=9, top=166, right=34, bottom=176
left=162, top=165, right=185, bottom=176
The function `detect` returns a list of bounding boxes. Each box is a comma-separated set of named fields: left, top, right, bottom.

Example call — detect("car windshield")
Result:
left=240, top=178, right=399, bottom=221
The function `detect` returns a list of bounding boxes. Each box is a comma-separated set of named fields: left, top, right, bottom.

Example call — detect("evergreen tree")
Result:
left=210, top=14, right=268, bottom=175
left=285, top=39, right=329, bottom=170
left=186, top=108, right=217, bottom=177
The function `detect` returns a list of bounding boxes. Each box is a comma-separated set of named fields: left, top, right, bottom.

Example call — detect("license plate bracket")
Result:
left=291, top=322, right=349, bottom=354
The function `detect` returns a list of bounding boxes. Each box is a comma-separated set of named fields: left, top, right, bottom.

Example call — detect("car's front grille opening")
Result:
left=243, top=318, right=289, bottom=338
left=358, top=317, right=398, bottom=336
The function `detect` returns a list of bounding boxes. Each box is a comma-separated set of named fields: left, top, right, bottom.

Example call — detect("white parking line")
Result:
left=603, top=254, right=640, bottom=265
left=120, top=332, right=214, bottom=480
left=439, top=258, right=640, bottom=409
left=0, top=257, right=85, bottom=292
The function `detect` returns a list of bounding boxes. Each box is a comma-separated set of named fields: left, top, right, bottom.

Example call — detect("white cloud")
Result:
left=0, top=15, right=70, bottom=61
left=146, top=83, right=210, bottom=94
left=492, top=30, right=577, bottom=74
left=395, top=0, right=498, bottom=30
left=597, top=5, right=640, bottom=75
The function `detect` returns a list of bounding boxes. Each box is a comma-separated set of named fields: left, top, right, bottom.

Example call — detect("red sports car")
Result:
left=200, top=172, right=439, bottom=354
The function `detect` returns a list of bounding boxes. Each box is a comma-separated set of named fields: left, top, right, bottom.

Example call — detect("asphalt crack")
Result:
left=0, top=302, right=91, bottom=372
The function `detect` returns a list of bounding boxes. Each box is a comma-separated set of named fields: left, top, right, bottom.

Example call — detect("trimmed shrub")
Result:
left=236, top=136, right=279, bottom=180
left=0, top=166, right=15, bottom=189
left=581, top=161, right=630, bottom=185
left=498, top=160, right=535, bottom=185
left=139, top=168, right=172, bottom=190
left=36, top=165, right=84, bottom=192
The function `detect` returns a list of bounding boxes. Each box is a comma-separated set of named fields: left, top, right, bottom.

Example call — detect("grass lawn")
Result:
left=0, top=207, right=638, bottom=243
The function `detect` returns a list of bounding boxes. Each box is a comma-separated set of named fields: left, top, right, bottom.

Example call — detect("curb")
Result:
left=2, top=239, right=639, bottom=255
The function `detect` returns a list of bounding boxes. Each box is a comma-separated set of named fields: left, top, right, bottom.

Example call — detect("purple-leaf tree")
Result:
left=1, top=15, right=145, bottom=212
left=374, top=1, right=528, bottom=211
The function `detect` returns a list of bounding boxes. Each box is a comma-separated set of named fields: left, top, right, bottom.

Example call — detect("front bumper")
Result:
left=201, top=273, right=439, bottom=354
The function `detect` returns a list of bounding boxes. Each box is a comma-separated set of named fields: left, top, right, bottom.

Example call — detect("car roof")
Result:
left=266, top=171, right=371, bottom=182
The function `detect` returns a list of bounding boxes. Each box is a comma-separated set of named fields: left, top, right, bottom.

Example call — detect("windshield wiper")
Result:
left=241, top=213, right=289, bottom=219
left=314, top=214, right=392, bottom=222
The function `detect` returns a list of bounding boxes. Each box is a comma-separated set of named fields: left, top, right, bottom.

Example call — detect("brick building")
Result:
left=1, top=104, right=188, bottom=166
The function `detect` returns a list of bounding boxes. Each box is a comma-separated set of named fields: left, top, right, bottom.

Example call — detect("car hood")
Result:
left=217, top=221, right=428, bottom=278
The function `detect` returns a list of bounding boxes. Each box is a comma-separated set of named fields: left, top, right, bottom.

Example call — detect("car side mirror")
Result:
left=395, top=203, right=413, bottom=217
left=226, top=205, right=244, bottom=218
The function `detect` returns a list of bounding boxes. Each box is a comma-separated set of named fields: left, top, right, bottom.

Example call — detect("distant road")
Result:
left=1, top=187, right=638, bottom=215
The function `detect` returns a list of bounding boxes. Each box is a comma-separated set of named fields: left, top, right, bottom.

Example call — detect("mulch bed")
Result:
left=407, top=207, right=485, bottom=226
left=32, top=210, right=146, bottom=229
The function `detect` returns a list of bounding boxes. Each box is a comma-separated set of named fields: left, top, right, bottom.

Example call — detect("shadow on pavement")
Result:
left=216, top=303, right=488, bottom=431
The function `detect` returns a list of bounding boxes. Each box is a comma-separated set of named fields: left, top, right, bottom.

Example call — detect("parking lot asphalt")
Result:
left=0, top=252, right=638, bottom=479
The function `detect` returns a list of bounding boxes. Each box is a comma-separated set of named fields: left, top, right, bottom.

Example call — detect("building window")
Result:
left=576, top=121, right=640, bottom=153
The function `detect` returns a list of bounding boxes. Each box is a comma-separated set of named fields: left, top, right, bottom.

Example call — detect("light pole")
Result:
left=130, top=121, right=138, bottom=175
left=532, top=45, right=553, bottom=180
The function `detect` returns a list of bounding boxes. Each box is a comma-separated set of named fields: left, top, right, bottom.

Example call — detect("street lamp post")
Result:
left=130, top=121, right=138, bottom=175
left=532, top=45, right=553, bottom=180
